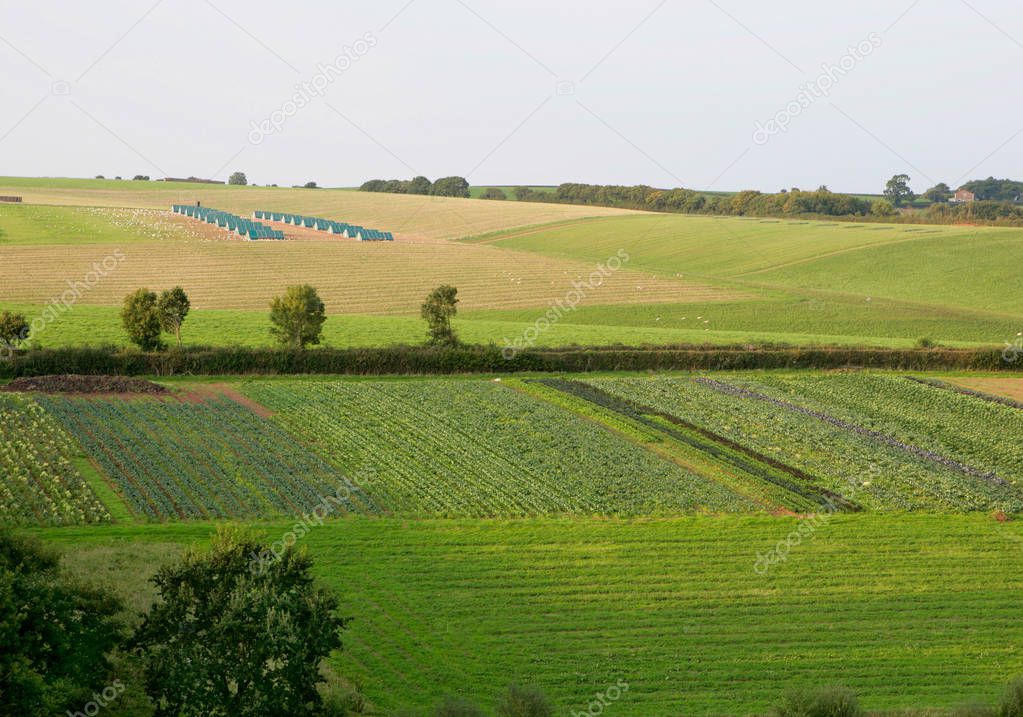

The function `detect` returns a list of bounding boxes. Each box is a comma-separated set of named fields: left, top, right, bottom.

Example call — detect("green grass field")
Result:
left=36, top=514, right=1023, bottom=715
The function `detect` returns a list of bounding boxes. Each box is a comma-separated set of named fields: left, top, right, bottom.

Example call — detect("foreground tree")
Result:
left=131, top=528, right=346, bottom=717
left=0, top=531, right=124, bottom=717
left=228, top=171, right=248, bottom=186
left=121, top=289, right=165, bottom=351
left=883, top=174, right=915, bottom=207
left=421, top=284, right=459, bottom=346
left=270, top=284, right=326, bottom=349
left=0, top=310, right=29, bottom=348
left=156, top=287, right=190, bottom=348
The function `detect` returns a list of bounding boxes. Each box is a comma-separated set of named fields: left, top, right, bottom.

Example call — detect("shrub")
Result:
left=496, top=684, right=552, bottom=717
left=433, top=696, right=486, bottom=717
left=999, top=677, right=1023, bottom=717
left=480, top=187, right=507, bottom=200
left=915, top=336, right=936, bottom=348
left=769, top=686, right=862, bottom=717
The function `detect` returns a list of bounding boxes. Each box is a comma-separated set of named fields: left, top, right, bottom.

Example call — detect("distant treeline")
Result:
left=519, top=183, right=1023, bottom=226
left=360, top=175, right=470, bottom=197
left=358, top=175, right=1023, bottom=226
left=0, top=344, right=1013, bottom=378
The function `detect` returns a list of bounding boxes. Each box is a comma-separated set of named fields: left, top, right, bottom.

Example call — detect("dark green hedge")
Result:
left=0, top=344, right=1017, bottom=378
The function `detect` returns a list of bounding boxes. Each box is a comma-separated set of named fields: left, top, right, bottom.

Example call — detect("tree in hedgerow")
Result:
left=871, top=199, right=896, bottom=217
left=421, top=284, right=459, bottom=346
left=408, top=175, right=433, bottom=195
left=923, top=182, right=952, bottom=203
left=121, top=289, right=165, bottom=351
left=130, top=527, right=346, bottom=717
left=480, top=187, right=507, bottom=200
left=228, top=171, right=247, bottom=186
left=883, top=174, right=915, bottom=207
left=0, top=310, right=30, bottom=349
left=156, top=287, right=190, bottom=348
left=270, top=285, right=326, bottom=349
left=430, top=176, right=470, bottom=198
left=0, top=530, right=125, bottom=717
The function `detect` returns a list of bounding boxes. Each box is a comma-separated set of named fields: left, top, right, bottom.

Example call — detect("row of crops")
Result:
left=573, top=374, right=1023, bottom=512
left=0, top=395, right=109, bottom=525
left=242, top=379, right=756, bottom=516
left=35, top=395, right=376, bottom=521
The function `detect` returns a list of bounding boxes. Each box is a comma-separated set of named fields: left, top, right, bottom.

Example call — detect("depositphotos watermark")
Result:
left=754, top=471, right=871, bottom=576
left=248, top=33, right=377, bottom=145
left=1, top=249, right=126, bottom=361
left=66, top=679, right=126, bottom=717
left=248, top=469, right=375, bottom=575
left=501, top=249, right=629, bottom=359
left=753, top=32, right=882, bottom=145
left=571, top=679, right=629, bottom=717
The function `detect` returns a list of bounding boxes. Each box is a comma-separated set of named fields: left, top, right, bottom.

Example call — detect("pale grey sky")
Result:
left=1, top=0, right=1021, bottom=193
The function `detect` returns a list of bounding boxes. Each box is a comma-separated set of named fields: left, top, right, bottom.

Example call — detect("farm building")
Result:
left=951, top=188, right=976, bottom=203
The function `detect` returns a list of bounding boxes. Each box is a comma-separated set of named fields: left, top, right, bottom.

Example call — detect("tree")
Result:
left=303, top=181, right=318, bottom=189
left=95, top=175, right=105, bottom=179
left=421, top=284, right=459, bottom=346
left=131, top=527, right=346, bottom=717
left=871, top=199, right=896, bottom=217
left=270, top=285, right=326, bottom=349
left=923, top=182, right=952, bottom=203
left=480, top=187, right=508, bottom=200
left=0, top=530, right=125, bottom=717
left=0, top=310, right=29, bottom=348
left=228, top=171, right=248, bottom=186
left=132, top=175, right=150, bottom=181
left=430, top=176, right=470, bottom=198
left=408, top=175, right=433, bottom=194
left=156, top=287, right=190, bottom=348
left=121, top=289, right=165, bottom=351
left=883, top=174, right=915, bottom=207
left=961, top=176, right=1023, bottom=202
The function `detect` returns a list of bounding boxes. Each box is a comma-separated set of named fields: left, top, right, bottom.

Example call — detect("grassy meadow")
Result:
left=37, top=515, right=1023, bottom=715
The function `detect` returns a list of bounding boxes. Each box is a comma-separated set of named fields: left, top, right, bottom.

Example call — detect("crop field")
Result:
left=38, top=515, right=1023, bottom=715
left=0, top=177, right=635, bottom=241
left=577, top=374, right=1023, bottom=512
left=0, top=203, right=723, bottom=316
left=33, top=393, right=374, bottom=521
left=0, top=394, right=109, bottom=525
left=243, top=379, right=751, bottom=516
left=4, top=372, right=1022, bottom=529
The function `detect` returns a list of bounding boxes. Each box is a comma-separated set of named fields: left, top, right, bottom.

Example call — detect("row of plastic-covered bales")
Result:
left=171, top=205, right=394, bottom=241
left=254, top=210, right=394, bottom=241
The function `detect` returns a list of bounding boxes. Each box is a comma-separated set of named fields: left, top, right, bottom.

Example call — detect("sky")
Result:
left=1, top=0, right=1021, bottom=193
